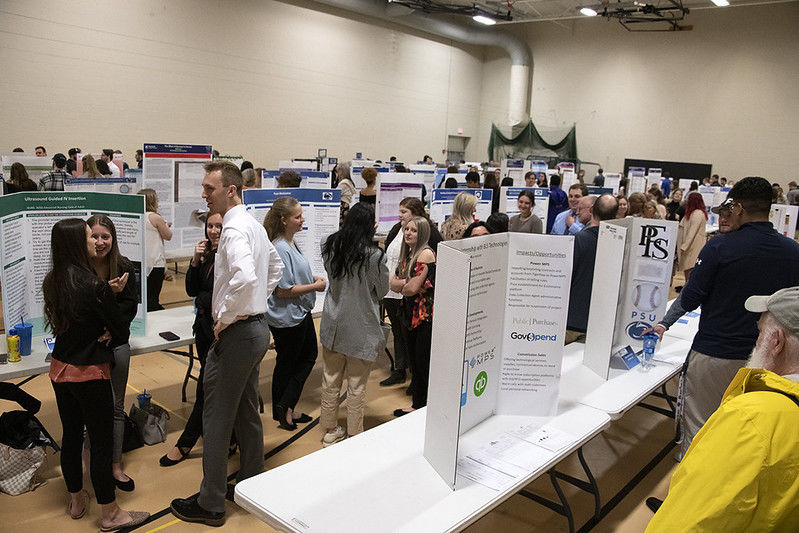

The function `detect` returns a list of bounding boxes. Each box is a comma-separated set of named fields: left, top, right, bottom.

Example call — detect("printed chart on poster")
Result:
left=424, top=233, right=574, bottom=488
left=243, top=188, right=341, bottom=314
left=498, top=187, right=550, bottom=223
left=376, top=174, right=424, bottom=234
left=0, top=192, right=147, bottom=336
left=584, top=217, right=678, bottom=378
left=142, top=143, right=213, bottom=255
left=429, top=189, right=492, bottom=224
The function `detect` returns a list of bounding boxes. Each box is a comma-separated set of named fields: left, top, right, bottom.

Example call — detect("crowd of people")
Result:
left=17, top=148, right=799, bottom=529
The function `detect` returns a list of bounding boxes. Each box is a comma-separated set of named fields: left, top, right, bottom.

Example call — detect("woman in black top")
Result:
left=87, top=215, right=139, bottom=492
left=43, top=218, right=148, bottom=530
left=5, top=162, right=38, bottom=193
left=159, top=213, right=226, bottom=466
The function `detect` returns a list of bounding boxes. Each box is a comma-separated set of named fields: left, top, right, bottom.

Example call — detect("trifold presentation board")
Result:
left=142, top=144, right=213, bottom=254
left=583, top=217, right=678, bottom=379
left=500, top=159, right=531, bottom=184
left=0, top=192, right=147, bottom=336
left=628, top=176, right=648, bottom=194
left=498, top=187, right=550, bottom=222
left=261, top=170, right=330, bottom=189
left=407, top=164, right=437, bottom=192
left=64, top=174, right=140, bottom=194
left=242, top=188, right=341, bottom=315
left=434, top=168, right=467, bottom=188
left=603, top=173, right=622, bottom=193
left=770, top=204, right=799, bottom=238
left=424, top=233, right=574, bottom=488
left=429, top=189, right=492, bottom=225
left=375, top=174, right=423, bottom=234
left=677, top=179, right=699, bottom=192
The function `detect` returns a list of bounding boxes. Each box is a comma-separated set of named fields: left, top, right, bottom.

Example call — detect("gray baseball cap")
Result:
left=745, top=286, right=799, bottom=336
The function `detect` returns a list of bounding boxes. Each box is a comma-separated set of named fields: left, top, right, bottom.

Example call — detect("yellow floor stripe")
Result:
left=126, top=383, right=188, bottom=423
left=145, top=518, right=180, bottom=532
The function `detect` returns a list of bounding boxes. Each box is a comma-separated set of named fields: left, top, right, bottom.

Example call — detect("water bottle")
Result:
left=642, top=332, right=659, bottom=369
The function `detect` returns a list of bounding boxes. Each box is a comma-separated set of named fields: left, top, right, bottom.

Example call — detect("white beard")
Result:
left=746, top=341, right=769, bottom=370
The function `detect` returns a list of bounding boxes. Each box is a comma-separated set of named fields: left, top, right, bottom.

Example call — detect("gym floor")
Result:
left=0, top=265, right=683, bottom=532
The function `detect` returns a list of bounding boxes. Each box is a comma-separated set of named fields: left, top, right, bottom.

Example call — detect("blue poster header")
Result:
left=243, top=188, right=341, bottom=205
left=431, top=189, right=492, bottom=202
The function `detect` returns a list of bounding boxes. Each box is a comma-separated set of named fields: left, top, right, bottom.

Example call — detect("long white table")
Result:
left=0, top=306, right=195, bottom=382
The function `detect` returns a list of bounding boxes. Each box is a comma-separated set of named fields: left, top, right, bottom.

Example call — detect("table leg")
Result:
left=181, top=344, right=195, bottom=403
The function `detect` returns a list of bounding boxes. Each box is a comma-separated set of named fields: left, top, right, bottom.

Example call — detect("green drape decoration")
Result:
left=488, top=121, right=578, bottom=163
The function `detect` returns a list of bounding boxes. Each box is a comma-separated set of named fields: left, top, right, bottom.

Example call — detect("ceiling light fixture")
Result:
left=710, top=0, right=729, bottom=5
left=473, top=14, right=497, bottom=25
left=580, top=7, right=598, bottom=16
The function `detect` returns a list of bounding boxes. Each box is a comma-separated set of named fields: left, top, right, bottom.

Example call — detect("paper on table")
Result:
left=510, top=424, right=578, bottom=453
left=456, top=455, right=524, bottom=491
left=476, top=433, right=552, bottom=470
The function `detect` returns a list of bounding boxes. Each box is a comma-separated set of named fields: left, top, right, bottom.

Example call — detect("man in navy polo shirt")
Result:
left=674, top=176, right=799, bottom=458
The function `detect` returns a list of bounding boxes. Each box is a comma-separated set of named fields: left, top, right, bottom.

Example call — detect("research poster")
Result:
left=429, top=189, right=492, bottom=224
left=604, top=173, right=622, bottom=193
left=501, top=159, right=529, bottom=184
left=242, top=188, right=341, bottom=314
left=261, top=170, right=331, bottom=189
left=407, top=164, right=437, bottom=192
left=1, top=155, right=52, bottom=188
left=142, top=144, right=213, bottom=254
left=424, top=233, right=573, bottom=487
left=376, top=174, right=424, bottom=234
left=0, top=192, right=147, bottom=336
left=498, top=187, right=550, bottom=222
left=64, top=174, right=140, bottom=194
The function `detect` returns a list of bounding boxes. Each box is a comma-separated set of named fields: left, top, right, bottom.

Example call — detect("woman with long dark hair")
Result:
left=264, top=197, right=326, bottom=431
left=159, top=213, right=225, bottom=466
left=677, top=192, right=708, bottom=283
left=86, top=215, right=138, bottom=491
left=319, top=203, right=389, bottom=446
left=5, top=162, right=38, bottom=193
left=43, top=219, right=148, bottom=530
left=391, top=216, right=436, bottom=416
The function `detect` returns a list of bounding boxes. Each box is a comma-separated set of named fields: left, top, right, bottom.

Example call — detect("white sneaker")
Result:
left=322, top=426, right=346, bottom=447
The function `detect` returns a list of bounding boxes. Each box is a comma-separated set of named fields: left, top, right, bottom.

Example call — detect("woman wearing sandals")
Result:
left=43, top=219, right=148, bottom=531
left=87, top=215, right=139, bottom=491
left=319, top=203, right=389, bottom=446
left=160, top=213, right=239, bottom=466
left=264, top=197, right=327, bottom=430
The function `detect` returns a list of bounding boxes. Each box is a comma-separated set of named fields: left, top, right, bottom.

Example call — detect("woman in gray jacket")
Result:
left=319, top=203, right=389, bottom=447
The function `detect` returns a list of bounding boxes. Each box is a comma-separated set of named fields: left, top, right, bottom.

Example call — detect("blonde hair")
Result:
left=137, top=188, right=159, bottom=212
left=242, top=168, right=258, bottom=189
left=82, top=154, right=101, bottom=178
left=397, top=216, right=432, bottom=280
left=450, top=192, right=478, bottom=226
left=263, top=196, right=300, bottom=241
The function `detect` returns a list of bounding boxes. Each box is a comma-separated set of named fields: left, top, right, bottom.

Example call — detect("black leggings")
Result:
left=146, top=267, right=165, bottom=311
left=407, top=321, right=432, bottom=409
left=270, top=313, right=318, bottom=417
left=51, top=379, right=116, bottom=504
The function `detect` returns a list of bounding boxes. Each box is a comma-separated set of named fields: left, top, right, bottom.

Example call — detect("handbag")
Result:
left=0, top=443, right=46, bottom=496
left=121, top=412, right=144, bottom=452
left=129, top=403, right=169, bottom=445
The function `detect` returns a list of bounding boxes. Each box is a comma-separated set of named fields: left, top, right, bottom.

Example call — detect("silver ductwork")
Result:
left=309, top=0, right=531, bottom=125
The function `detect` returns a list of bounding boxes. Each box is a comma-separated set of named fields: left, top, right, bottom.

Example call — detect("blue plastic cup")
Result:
left=642, top=332, right=659, bottom=369
left=137, top=391, right=152, bottom=408
left=10, top=321, right=33, bottom=356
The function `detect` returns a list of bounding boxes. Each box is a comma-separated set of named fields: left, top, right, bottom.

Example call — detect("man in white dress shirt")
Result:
left=171, top=160, right=284, bottom=526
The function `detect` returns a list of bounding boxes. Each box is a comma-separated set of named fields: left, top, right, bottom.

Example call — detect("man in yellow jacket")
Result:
left=647, top=286, right=799, bottom=532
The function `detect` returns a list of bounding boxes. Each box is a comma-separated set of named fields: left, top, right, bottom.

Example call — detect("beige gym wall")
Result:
left=0, top=0, right=485, bottom=165
left=479, top=2, right=799, bottom=188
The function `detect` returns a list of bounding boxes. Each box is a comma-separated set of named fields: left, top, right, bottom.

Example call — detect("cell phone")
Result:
left=159, top=331, right=180, bottom=341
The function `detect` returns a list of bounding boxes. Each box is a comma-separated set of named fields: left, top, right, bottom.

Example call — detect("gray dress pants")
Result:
left=198, top=316, right=269, bottom=513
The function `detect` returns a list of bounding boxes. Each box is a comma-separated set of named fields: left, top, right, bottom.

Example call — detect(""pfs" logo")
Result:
left=639, top=225, right=669, bottom=260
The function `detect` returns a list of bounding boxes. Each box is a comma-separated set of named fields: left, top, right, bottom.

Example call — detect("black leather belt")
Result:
left=238, top=313, right=265, bottom=324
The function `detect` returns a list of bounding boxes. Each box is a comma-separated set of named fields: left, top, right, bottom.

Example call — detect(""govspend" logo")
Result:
left=510, top=331, right=558, bottom=342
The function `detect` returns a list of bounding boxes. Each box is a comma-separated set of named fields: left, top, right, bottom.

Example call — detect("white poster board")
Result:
left=678, top=179, right=700, bottom=192
left=604, top=173, right=622, bottom=194
left=0, top=192, right=147, bottom=336
left=770, top=204, right=799, bottom=238
left=628, top=176, right=648, bottom=194
left=407, top=164, right=437, bottom=193
left=1, top=155, right=52, bottom=187
left=501, top=159, right=530, bottom=184
left=64, top=174, right=140, bottom=194
left=261, top=170, right=331, bottom=189
left=429, top=189, right=492, bottom=225
left=424, top=233, right=573, bottom=488
left=376, top=174, right=423, bottom=234
left=584, top=217, right=678, bottom=378
left=498, top=187, right=549, bottom=223
left=242, top=188, right=341, bottom=314
left=142, top=143, right=213, bottom=256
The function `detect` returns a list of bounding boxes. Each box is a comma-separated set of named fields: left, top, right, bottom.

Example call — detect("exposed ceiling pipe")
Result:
left=308, top=0, right=532, bottom=125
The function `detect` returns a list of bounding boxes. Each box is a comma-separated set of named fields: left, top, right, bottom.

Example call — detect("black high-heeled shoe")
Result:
left=159, top=446, right=191, bottom=467
left=275, top=405, right=297, bottom=431
left=114, top=475, right=135, bottom=492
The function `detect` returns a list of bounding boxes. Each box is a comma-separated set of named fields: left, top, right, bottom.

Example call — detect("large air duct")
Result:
left=309, top=0, right=531, bottom=125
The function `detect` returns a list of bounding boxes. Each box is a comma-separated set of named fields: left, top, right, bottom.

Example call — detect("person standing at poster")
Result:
left=43, top=219, right=149, bottom=530
left=171, top=161, right=283, bottom=527
left=138, top=189, right=172, bottom=311
left=319, top=203, right=389, bottom=446
left=441, top=192, right=477, bottom=241
left=102, top=149, right=121, bottom=178
left=509, top=190, right=543, bottom=234
left=87, top=215, right=138, bottom=492
left=264, top=197, right=326, bottom=431
left=392, top=216, right=436, bottom=416
left=39, top=153, right=69, bottom=191
left=547, top=175, right=568, bottom=232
